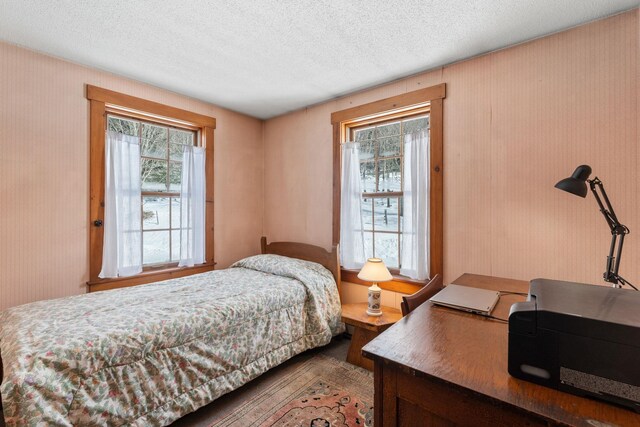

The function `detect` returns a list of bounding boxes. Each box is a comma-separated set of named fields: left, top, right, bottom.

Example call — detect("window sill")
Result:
left=340, top=268, right=426, bottom=295
left=87, top=262, right=216, bottom=292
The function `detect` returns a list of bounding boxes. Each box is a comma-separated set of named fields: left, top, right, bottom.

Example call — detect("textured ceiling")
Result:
left=0, top=1, right=638, bottom=119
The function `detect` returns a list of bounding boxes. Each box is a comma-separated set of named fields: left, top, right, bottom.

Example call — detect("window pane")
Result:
left=169, top=129, right=194, bottom=160
left=378, top=136, right=401, bottom=158
left=403, top=116, right=429, bottom=134
left=141, top=123, right=168, bottom=159
left=377, top=158, right=402, bottom=192
left=169, top=161, right=182, bottom=192
left=375, top=233, right=399, bottom=269
left=374, top=197, right=399, bottom=232
left=169, top=143, right=187, bottom=161
left=142, top=197, right=170, bottom=230
left=363, top=231, right=374, bottom=260
left=171, top=230, right=181, bottom=261
left=354, top=127, right=374, bottom=141
left=143, top=230, right=170, bottom=265
left=361, top=197, right=373, bottom=231
left=170, top=128, right=195, bottom=145
left=358, top=140, right=375, bottom=160
left=170, top=197, right=181, bottom=229
left=360, top=161, right=376, bottom=193
left=107, top=116, right=139, bottom=136
left=141, top=158, right=168, bottom=192
left=376, top=122, right=400, bottom=138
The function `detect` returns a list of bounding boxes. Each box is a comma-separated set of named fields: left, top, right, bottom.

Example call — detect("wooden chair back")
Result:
left=401, top=274, right=443, bottom=316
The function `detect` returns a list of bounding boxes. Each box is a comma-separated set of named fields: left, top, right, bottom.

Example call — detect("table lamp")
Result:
left=555, top=165, right=637, bottom=290
left=358, top=258, right=393, bottom=316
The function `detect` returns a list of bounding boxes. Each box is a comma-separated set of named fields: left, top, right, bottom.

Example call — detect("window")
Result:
left=87, top=85, right=215, bottom=292
left=351, top=114, right=429, bottom=269
left=331, top=84, right=445, bottom=290
left=107, top=115, right=196, bottom=267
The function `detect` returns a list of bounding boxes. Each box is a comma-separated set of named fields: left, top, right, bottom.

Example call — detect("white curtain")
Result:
left=340, top=142, right=366, bottom=269
left=400, top=129, right=430, bottom=280
left=178, top=145, right=206, bottom=267
left=99, top=131, right=143, bottom=278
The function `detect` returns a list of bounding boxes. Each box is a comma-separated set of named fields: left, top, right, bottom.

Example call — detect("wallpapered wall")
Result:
left=263, top=10, right=639, bottom=292
left=1, top=10, right=637, bottom=310
left=0, top=42, right=264, bottom=310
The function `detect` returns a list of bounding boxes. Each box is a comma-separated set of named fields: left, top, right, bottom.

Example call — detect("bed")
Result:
left=0, top=237, right=343, bottom=426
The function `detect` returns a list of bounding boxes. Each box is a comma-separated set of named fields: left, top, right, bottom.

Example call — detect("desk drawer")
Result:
left=393, top=368, right=546, bottom=427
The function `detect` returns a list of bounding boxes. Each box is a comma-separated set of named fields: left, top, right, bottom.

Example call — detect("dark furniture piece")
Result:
left=362, top=273, right=640, bottom=426
left=400, top=274, right=443, bottom=316
left=341, top=303, right=402, bottom=371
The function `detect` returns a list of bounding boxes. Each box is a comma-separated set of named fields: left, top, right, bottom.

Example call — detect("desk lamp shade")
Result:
left=555, top=165, right=592, bottom=198
left=358, top=258, right=392, bottom=317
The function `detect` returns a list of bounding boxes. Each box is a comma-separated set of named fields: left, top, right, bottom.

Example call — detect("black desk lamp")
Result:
left=555, top=165, right=637, bottom=290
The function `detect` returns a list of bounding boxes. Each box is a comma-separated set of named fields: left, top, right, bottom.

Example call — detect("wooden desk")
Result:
left=341, top=303, right=402, bottom=371
left=362, top=273, right=640, bottom=426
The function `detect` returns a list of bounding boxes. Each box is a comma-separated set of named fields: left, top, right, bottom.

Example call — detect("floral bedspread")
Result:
left=0, top=255, right=343, bottom=426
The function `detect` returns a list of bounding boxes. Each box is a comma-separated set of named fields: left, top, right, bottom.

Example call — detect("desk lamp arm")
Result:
left=588, top=178, right=634, bottom=289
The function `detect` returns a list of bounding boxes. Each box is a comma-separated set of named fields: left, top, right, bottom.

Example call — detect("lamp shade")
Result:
left=358, top=258, right=393, bottom=282
left=555, top=165, right=592, bottom=198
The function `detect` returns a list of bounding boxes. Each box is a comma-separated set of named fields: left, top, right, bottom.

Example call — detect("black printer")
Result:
left=508, top=278, right=640, bottom=411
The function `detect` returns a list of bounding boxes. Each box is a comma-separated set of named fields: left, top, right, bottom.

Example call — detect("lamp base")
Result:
left=367, top=282, right=382, bottom=317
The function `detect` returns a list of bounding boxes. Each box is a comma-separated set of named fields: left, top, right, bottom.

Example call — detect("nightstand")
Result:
left=341, top=302, right=402, bottom=371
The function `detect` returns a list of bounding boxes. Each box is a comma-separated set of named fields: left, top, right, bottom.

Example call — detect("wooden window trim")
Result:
left=87, top=264, right=216, bottom=293
left=346, top=107, right=430, bottom=135
left=330, top=84, right=444, bottom=125
left=332, top=83, right=445, bottom=291
left=87, top=85, right=216, bottom=128
left=87, top=85, right=216, bottom=291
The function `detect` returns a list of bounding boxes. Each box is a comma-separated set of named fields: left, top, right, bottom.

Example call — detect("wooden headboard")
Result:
left=260, top=236, right=341, bottom=297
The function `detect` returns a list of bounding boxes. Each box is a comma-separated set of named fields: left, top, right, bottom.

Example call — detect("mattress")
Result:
left=0, top=254, right=343, bottom=426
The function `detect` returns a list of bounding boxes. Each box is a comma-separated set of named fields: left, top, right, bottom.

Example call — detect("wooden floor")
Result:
left=0, top=337, right=350, bottom=427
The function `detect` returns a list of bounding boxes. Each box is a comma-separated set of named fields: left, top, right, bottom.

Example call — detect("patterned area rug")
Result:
left=210, top=355, right=373, bottom=427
